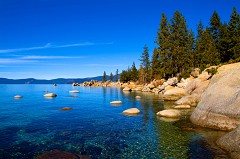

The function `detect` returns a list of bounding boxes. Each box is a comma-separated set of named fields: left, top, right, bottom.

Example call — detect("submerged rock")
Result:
left=60, top=107, right=72, bottom=111
left=135, top=96, right=141, bottom=99
left=35, top=150, right=79, bottom=159
left=190, top=62, right=240, bottom=130
left=122, top=108, right=140, bottom=116
left=44, top=93, right=57, bottom=97
left=156, top=109, right=181, bottom=118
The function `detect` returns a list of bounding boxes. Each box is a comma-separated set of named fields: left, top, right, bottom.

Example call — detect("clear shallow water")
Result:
left=0, top=84, right=216, bottom=159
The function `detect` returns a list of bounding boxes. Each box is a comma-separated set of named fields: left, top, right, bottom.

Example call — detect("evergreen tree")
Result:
left=139, top=45, right=150, bottom=83
left=151, top=47, right=161, bottom=79
left=169, top=11, right=192, bottom=77
left=195, top=28, right=220, bottom=69
left=155, top=13, right=171, bottom=78
left=115, top=69, right=119, bottom=82
left=196, top=20, right=204, bottom=41
left=110, top=72, right=113, bottom=81
left=209, top=10, right=222, bottom=42
left=138, top=65, right=145, bottom=84
left=131, top=62, right=138, bottom=81
left=218, top=22, right=231, bottom=62
left=228, top=7, right=240, bottom=60
left=102, top=71, right=107, bottom=82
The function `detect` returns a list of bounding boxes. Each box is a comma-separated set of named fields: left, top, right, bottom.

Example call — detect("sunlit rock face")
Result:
left=190, top=62, right=240, bottom=130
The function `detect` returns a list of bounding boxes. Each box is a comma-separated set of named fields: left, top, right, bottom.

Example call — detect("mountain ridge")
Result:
left=0, top=75, right=116, bottom=84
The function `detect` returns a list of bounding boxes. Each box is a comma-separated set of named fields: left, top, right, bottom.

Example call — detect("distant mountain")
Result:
left=0, top=75, right=119, bottom=84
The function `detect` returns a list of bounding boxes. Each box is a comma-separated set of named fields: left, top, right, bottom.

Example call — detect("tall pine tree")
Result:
left=151, top=47, right=161, bottom=79
left=139, top=45, right=150, bottom=83
left=169, top=11, right=193, bottom=77
left=155, top=13, right=171, bottom=78
left=102, top=71, right=107, bottom=82
left=228, top=7, right=240, bottom=60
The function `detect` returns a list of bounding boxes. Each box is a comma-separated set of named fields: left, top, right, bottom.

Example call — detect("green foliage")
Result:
left=121, top=8, right=240, bottom=83
left=115, top=69, right=119, bottom=82
left=110, top=72, right=113, bottom=81
left=206, top=67, right=218, bottom=75
left=102, top=71, right=107, bottom=82
left=151, top=47, right=161, bottom=79
left=139, top=45, right=150, bottom=83
left=195, top=28, right=220, bottom=70
left=120, top=62, right=139, bottom=83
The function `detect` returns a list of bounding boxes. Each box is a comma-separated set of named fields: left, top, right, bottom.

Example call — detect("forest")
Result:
left=104, top=8, right=240, bottom=83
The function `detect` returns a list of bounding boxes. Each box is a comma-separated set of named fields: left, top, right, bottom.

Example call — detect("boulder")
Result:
left=44, top=93, right=57, bottom=97
left=165, top=85, right=174, bottom=91
left=148, top=83, right=155, bottom=89
left=110, top=101, right=122, bottom=104
left=198, top=71, right=211, bottom=81
left=175, top=94, right=200, bottom=107
left=60, top=107, right=72, bottom=111
left=123, top=87, right=132, bottom=91
left=122, top=108, right=140, bottom=116
left=156, top=109, right=181, bottom=118
left=191, top=68, right=200, bottom=77
left=14, top=95, right=23, bottom=98
left=217, top=126, right=240, bottom=159
left=135, top=96, right=141, bottom=99
left=174, top=105, right=191, bottom=109
left=164, top=87, right=187, bottom=97
left=190, top=62, right=240, bottom=130
left=69, top=90, right=79, bottom=93
left=166, top=77, right=178, bottom=86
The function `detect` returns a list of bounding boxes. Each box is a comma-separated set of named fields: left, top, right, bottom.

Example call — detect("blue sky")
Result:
left=0, top=0, right=239, bottom=79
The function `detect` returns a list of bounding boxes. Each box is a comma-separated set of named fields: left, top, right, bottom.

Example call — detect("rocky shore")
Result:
left=76, top=62, right=240, bottom=158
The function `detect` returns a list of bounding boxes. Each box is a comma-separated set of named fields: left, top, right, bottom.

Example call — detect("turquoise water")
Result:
left=0, top=84, right=214, bottom=159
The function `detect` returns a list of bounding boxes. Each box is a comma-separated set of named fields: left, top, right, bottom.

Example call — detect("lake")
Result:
left=0, top=84, right=226, bottom=159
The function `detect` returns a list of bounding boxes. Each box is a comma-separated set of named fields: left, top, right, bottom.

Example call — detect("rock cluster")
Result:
left=190, top=62, right=240, bottom=130
left=73, top=80, right=122, bottom=87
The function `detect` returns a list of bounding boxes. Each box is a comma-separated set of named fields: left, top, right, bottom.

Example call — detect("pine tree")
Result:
left=169, top=11, right=192, bottom=77
left=151, top=47, right=161, bottom=79
left=115, top=69, right=119, bottom=82
left=102, top=71, right=107, bottom=82
left=138, top=65, right=145, bottom=84
left=110, top=72, right=113, bottom=81
left=228, top=7, right=240, bottom=60
left=196, top=20, right=204, bottom=41
left=195, top=28, right=220, bottom=69
left=131, top=62, right=138, bottom=82
left=209, top=10, right=222, bottom=42
left=155, top=13, right=171, bottom=78
left=139, top=45, right=150, bottom=83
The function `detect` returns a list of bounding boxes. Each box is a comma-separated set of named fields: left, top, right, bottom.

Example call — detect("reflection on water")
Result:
left=0, top=85, right=227, bottom=158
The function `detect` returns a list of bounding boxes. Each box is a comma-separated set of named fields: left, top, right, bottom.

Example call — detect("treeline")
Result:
left=119, top=8, right=240, bottom=83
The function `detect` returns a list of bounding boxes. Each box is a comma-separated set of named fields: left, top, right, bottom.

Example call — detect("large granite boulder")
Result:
left=156, top=109, right=181, bottom=118
left=122, top=108, right=140, bottom=116
left=163, top=87, right=187, bottom=100
left=190, top=62, right=240, bottom=130
left=217, top=126, right=240, bottom=159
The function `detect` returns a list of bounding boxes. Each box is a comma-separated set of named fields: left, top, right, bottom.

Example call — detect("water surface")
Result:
left=0, top=84, right=223, bottom=159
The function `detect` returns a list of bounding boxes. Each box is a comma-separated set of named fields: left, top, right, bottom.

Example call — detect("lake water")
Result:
left=0, top=84, right=226, bottom=159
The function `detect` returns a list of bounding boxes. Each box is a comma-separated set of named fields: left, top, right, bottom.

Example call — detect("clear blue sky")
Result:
left=0, top=0, right=239, bottom=79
